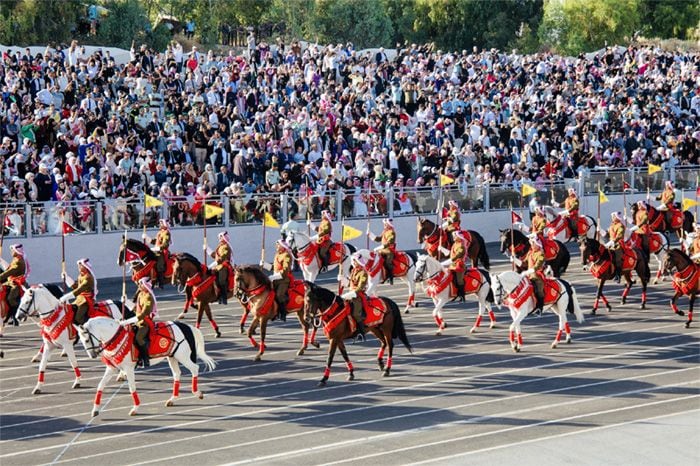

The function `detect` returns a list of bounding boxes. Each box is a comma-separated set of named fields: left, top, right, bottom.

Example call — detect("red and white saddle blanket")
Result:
left=101, top=321, right=176, bottom=367
left=367, top=251, right=411, bottom=279
left=425, top=269, right=484, bottom=298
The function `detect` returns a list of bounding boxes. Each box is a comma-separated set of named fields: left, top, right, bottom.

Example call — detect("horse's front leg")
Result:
left=319, top=339, right=338, bottom=387
left=297, top=312, right=309, bottom=356
left=383, top=329, right=394, bottom=377
left=124, top=365, right=140, bottom=416
left=64, top=343, right=82, bottom=389
left=432, top=297, right=446, bottom=335
left=670, top=291, right=685, bottom=317
left=31, top=341, right=44, bottom=363
left=620, top=272, right=633, bottom=305
left=165, top=356, right=182, bottom=407
left=92, top=365, right=115, bottom=417
left=551, top=304, right=567, bottom=349
left=591, top=279, right=603, bottom=315
left=405, top=274, right=417, bottom=312
left=33, top=339, right=53, bottom=394
left=337, top=341, right=354, bottom=381
left=247, top=316, right=260, bottom=349
left=639, top=275, right=648, bottom=310
left=255, top=317, right=268, bottom=361
left=202, top=303, right=221, bottom=338
left=686, top=295, right=695, bottom=328
left=239, top=306, right=250, bottom=334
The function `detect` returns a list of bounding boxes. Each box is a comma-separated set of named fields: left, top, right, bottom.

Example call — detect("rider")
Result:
left=207, top=231, right=233, bottom=305
left=554, top=188, right=579, bottom=239
left=656, top=181, right=675, bottom=211
left=261, top=239, right=293, bottom=322
left=0, top=244, right=29, bottom=319
left=345, top=253, right=368, bottom=339
left=522, top=235, right=546, bottom=315
left=313, top=210, right=333, bottom=270
left=442, top=200, right=461, bottom=238
left=120, top=277, right=157, bottom=368
left=367, top=219, right=396, bottom=285
left=600, top=211, right=626, bottom=283
left=630, top=201, right=651, bottom=255
left=143, top=219, right=171, bottom=288
left=530, top=206, right=547, bottom=240
left=441, top=230, right=467, bottom=300
left=60, top=258, right=97, bottom=326
left=690, top=223, right=700, bottom=263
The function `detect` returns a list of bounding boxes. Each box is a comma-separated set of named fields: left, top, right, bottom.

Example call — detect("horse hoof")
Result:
left=32, top=387, right=41, bottom=395
left=435, top=330, right=442, bottom=336
left=177, top=313, right=186, bottom=320
left=347, top=372, right=355, bottom=381
left=382, top=370, right=391, bottom=377
left=566, top=337, right=572, bottom=344
left=311, top=341, right=320, bottom=349
left=621, top=298, right=626, bottom=305
left=469, top=327, right=477, bottom=334
left=254, top=354, right=262, bottom=361
left=31, top=355, right=41, bottom=363
left=92, top=410, right=99, bottom=417
left=677, top=310, right=686, bottom=317
left=215, top=331, right=222, bottom=338
left=297, top=348, right=305, bottom=356
left=404, top=309, right=410, bottom=314
left=239, top=326, right=245, bottom=334
left=318, top=379, right=327, bottom=387
left=590, top=309, right=597, bottom=316
left=607, top=305, right=613, bottom=312
left=129, top=408, right=138, bottom=416
left=640, top=303, right=646, bottom=310
left=685, top=322, right=691, bottom=329
left=442, top=322, right=448, bottom=329
left=551, top=342, right=558, bottom=349
left=197, top=391, right=204, bottom=400
left=61, top=351, right=67, bottom=358
left=72, top=381, right=80, bottom=389
left=165, top=399, right=175, bottom=407
left=514, top=346, right=521, bottom=353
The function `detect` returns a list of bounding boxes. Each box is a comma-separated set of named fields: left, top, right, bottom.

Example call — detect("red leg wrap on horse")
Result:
left=39, top=343, right=44, bottom=353
left=671, top=302, right=679, bottom=313
left=311, top=328, right=318, bottom=342
left=94, top=390, right=102, bottom=405
left=622, top=287, right=630, bottom=298
left=517, top=334, right=523, bottom=345
left=555, top=330, right=563, bottom=342
left=173, top=380, right=180, bottom=397
left=260, top=342, right=266, bottom=353
left=509, top=330, right=515, bottom=342
left=192, top=376, right=198, bottom=393
left=642, top=292, right=647, bottom=302
left=488, top=310, right=496, bottom=322
left=195, top=322, right=201, bottom=329
left=38, top=371, right=45, bottom=383
left=74, top=367, right=81, bottom=378
left=346, top=362, right=354, bottom=372
left=474, top=316, right=483, bottom=327
left=689, top=311, right=693, bottom=321
left=303, top=334, right=309, bottom=346
left=323, top=367, right=331, bottom=378
left=131, top=392, right=140, bottom=406
left=210, top=319, right=218, bottom=329
left=433, top=316, right=443, bottom=328
left=387, top=357, right=392, bottom=369
left=565, top=323, right=571, bottom=334
left=408, top=294, right=415, bottom=306
left=249, top=337, right=258, bottom=347
left=601, top=295, right=609, bottom=306
left=240, top=313, right=248, bottom=325
left=377, top=348, right=385, bottom=360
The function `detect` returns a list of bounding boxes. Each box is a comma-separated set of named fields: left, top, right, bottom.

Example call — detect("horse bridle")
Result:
left=414, top=259, right=439, bottom=283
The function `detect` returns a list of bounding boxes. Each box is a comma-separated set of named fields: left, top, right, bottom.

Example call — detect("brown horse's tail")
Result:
left=384, top=297, right=412, bottom=353
left=472, top=231, right=490, bottom=270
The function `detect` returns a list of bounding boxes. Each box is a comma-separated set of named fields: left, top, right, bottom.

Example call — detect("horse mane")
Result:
left=239, top=265, right=271, bottom=287
left=174, top=252, right=202, bottom=270
left=511, top=229, right=527, bottom=241
left=126, top=238, right=156, bottom=261
left=670, top=248, right=691, bottom=262
left=305, top=281, right=338, bottom=305
left=44, top=283, right=64, bottom=299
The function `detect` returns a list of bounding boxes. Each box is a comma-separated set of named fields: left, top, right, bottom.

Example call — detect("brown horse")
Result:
left=118, top=239, right=174, bottom=288
left=580, top=237, right=650, bottom=314
left=663, top=248, right=698, bottom=328
left=416, top=217, right=490, bottom=269
left=234, top=266, right=278, bottom=361
left=170, top=253, right=223, bottom=338
left=631, top=202, right=694, bottom=240
left=239, top=278, right=321, bottom=355
left=303, top=282, right=412, bottom=386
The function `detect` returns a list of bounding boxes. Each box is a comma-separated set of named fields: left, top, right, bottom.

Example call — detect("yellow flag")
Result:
left=682, top=198, right=698, bottom=211
left=440, top=174, right=454, bottom=186
left=263, top=212, right=280, bottom=228
left=204, top=203, right=224, bottom=219
left=342, top=225, right=362, bottom=241
left=599, top=190, right=609, bottom=204
left=521, top=183, right=537, bottom=197
left=648, top=163, right=662, bottom=175
left=144, top=194, right=163, bottom=208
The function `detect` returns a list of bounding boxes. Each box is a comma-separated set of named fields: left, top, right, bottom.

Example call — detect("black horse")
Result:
left=499, top=229, right=570, bottom=277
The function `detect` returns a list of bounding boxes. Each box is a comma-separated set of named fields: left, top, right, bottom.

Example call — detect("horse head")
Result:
left=579, top=237, right=601, bottom=266
left=77, top=317, right=120, bottom=359
left=663, top=248, right=690, bottom=276
left=492, top=271, right=522, bottom=306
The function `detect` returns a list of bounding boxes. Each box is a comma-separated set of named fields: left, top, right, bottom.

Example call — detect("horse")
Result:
left=579, top=237, right=651, bottom=314
left=499, top=228, right=570, bottom=277
left=118, top=238, right=174, bottom=288
left=416, top=217, right=490, bottom=269
left=170, top=253, right=224, bottom=338
left=303, top=281, right=412, bottom=386
left=352, top=248, right=418, bottom=312
left=626, top=229, right=670, bottom=285
left=662, top=248, right=698, bottom=328
left=15, top=284, right=129, bottom=395
left=234, top=266, right=278, bottom=361
left=77, top=316, right=216, bottom=416
left=631, top=202, right=694, bottom=240
left=413, top=254, right=496, bottom=334
left=542, top=206, right=597, bottom=243
left=284, top=229, right=355, bottom=284
left=0, top=264, right=18, bottom=337
left=491, top=271, right=585, bottom=352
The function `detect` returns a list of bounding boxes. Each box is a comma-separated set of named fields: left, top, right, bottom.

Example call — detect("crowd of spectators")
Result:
left=0, top=37, right=698, bottom=234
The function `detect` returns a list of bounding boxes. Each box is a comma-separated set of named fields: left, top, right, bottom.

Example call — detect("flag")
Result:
left=521, top=183, right=537, bottom=197
left=511, top=211, right=522, bottom=224
left=124, top=248, right=143, bottom=264
left=623, top=181, right=631, bottom=191
left=440, top=174, right=454, bottom=186
left=647, top=163, right=661, bottom=175
left=599, top=190, right=609, bottom=204
left=204, top=204, right=224, bottom=219
left=263, top=212, right=280, bottom=228
left=696, top=186, right=700, bottom=197
left=682, top=198, right=699, bottom=211
left=145, top=194, right=163, bottom=208
left=62, top=221, right=82, bottom=235
left=342, top=225, right=362, bottom=241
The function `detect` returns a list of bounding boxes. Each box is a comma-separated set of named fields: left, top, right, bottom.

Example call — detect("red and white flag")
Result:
left=62, top=221, right=83, bottom=235
left=511, top=211, right=522, bottom=224
left=124, top=248, right=144, bottom=264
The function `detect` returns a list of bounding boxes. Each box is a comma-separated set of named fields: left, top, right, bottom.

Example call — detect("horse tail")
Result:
left=683, top=210, right=694, bottom=232
left=193, top=323, right=217, bottom=371
left=405, top=250, right=418, bottom=268
left=559, top=279, right=584, bottom=323
left=559, top=244, right=571, bottom=276
left=386, top=297, right=412, bottom=353
left=478, top=268, right=494, bottom=303
left=472, top=231, right=490, bottom=269
left=346, top=243, right=357, bottom=255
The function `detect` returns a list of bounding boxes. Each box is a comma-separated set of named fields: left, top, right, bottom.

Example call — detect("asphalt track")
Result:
left=0, top=243, right=698, bottom=466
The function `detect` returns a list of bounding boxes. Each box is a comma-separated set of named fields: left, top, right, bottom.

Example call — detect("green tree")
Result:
left=641, top=0, right=699, bottom=40
left=311, top=0, right=394, bottom=48
left=0, top=0, right=81, bottom=45
left=96, top=0, right=152, bottom=49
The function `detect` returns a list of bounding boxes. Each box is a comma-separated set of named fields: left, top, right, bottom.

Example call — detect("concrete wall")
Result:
left=5, top=191, right=669, bottom=283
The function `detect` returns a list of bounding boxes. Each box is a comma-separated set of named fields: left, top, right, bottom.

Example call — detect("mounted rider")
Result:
left=344, top=253, right=369, bottom=338
left=120, top=277, right=157, bottom=368
left=530, top=206, right=547, bottom=240
left=630, top=201, right=651, bottom=254
left=143, top=219, right=171, bottom=288
left=313, top=210, right=333, bottom=270
left=368, top=219, right=396, bottom=285
left=656, top=181, right=676, bottom=211
left=440, top=230, right=468, bottom=300
left=521, top=235, right=546, bottom=315
left=261, top=239, right=293, bottom=322
left=442, top=200, right=461, bottom=238
left=0, top=244, right=29, bottom=319
left=207, top=231, right=233, bottom=305
left=60, top=258, right=97, bottom=326
left=691, top=223, right=700, bottom=264
left=553, top=188, right=579, bottom=239
left=600, top=211, right=626, bottom=283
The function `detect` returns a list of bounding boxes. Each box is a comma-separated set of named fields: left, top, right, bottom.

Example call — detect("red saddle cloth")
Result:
left=40, top=305, right=76, bottom=343
left=287, top=279, right=306, bottom=312
left=130, top=321, right=176, bottom=363
left=542, top=238, right=560, bottom=262
left=360, top=295, right=388, bottom=328
left=543, top=279, right=562, bottom=305
left=672, top=264, right=700, bottom=296
left=368, top=251, right=411, bottom=279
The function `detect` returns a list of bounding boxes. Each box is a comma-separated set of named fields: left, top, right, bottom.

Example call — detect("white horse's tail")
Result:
left=193, top=326, right=217, bottom=371
left=559, top=279, right=584, bottom=324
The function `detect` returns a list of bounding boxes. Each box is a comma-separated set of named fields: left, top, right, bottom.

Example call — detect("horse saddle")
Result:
left=131, top=321, right=176, bottom=362
left=667, top=208, right=683, bottom=229
left=360, top=295, right=388, bottom=328
left=542, top=279, right=562, bottom=306
left=620, top=246, right=638, bottom=271
left=369, top=251, right=410, bottom=278
left=542, top=238, right=560, bottom=261
left=286, top=279, right=306, bottom=312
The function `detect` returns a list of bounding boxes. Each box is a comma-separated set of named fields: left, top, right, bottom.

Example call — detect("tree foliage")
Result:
left=641, top=0, right=700, bottom=40
left=0, top=0, right=82, bottom=46
left=311, top=0, right=394, bottom=49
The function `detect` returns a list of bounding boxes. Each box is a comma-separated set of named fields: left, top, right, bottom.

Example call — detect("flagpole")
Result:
left=142, top=189, right=147, bottom=241
left=509, top=203, right=515, bottom=271
left=0, top=206, right=7, bottom=262
left=306, top=185, right=311, bottom=237
left=60, top=209, right=67, bottom=289
left=596, top=181, right=601, bottom=242
left=203, top=203, right=208, bottom=264
left=680, top=188, right=685, bottom=240
left=622, top=174, right=628, bottom=222
left=437, top=183, right=445, bottom=258
left=338, top=217, right=345, bottom=294
left=261, top=218, right=266, bottom=264
left=365, top=184, right=371, bottom=250
left=695, top=175, right=699, bottom=223
left=121, top=230, right=127, bottom=319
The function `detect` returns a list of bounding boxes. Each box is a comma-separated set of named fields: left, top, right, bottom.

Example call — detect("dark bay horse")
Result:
left=234, top=266, right=278, bottom=361
left=416, top=217, right=490, bottom=269
left=580, top=237, right=650, bottom=314
left=631, top=202, right=694, bottom=240
left=499, top=228, right=570, bottom=277
left=170, top=253, right=222, bottom=338
left=663, top=248, right=698, bottom=328
left=118, top=239, right=173, bottom=288
left=303, top=282, right=412, bottom=386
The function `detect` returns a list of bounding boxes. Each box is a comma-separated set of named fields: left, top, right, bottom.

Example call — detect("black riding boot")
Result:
left=278, top=301, right=287, bottom=322
left=157, top=271, right=165, bottom=289
left=385, top=265, right=394, bottom=285
left=218, top=271, right=228, bottom=305
left=535, top=295, right=544, bottom=316
left=138, top=341, right=150, bottom=368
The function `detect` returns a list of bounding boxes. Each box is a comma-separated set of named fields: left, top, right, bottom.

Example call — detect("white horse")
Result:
left=491, top=270, right=584, bottom=352
left=413, top=254, right=496, bottom=335
left=78, top=316, right=215, bottom=416
left=541, top=205, right=597, bottom=242
left=284, top=229, right=354, bottom=284
left=353, top=248, right=417, bottom=312
left=15, top=284, right=125, bottom=395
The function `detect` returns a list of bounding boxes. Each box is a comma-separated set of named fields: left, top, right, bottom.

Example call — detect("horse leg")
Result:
left=405, top=276, right=416, bottom=313
left=255, top=317, right=268, bottom=361
left=31, top=341, right=44, bottom=363
left=91, top=365, right=115, bottom=417
left=337, top=341, right=354, bottom=381
left=592, top=280, right=603, bottom=315
left=247, top=316, right=260, bottom=349
left=195, top=303, right=204, bottom=329
left=239, top=308, right=250, bottom=334
left=319, top=339, right=338, bottom=387
left=33, top=339, right=53, bottom=394
left=297, top=313, right=309, bottom=356
left=621, top=274, right=632, bottom=305
left=551, top=304, right=566, bottom=349
left=470, top=290, right=486, bottom=333
left=310, top=327, right=320, bottom=348
left=64, top=343, right=82, bottom=389
left=383, top=327, right=394, bottom=377
left=686, top=295, right=695, bottom=328
left=508, top=308, right=518, bottom=351
left=124, top=366, right=140, bottom=416
left=670, top=291, right=685, bottom=317
left=433, top=297, right=446, bottom=335
left=640, top=276, right=648, bottom=310
left=165, top=357, right=182, bottom=407
left=203, top=304, right=221, bottom=338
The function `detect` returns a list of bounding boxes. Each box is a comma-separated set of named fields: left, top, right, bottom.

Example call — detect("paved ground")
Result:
left=0, top=244, right=698, bottom=466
